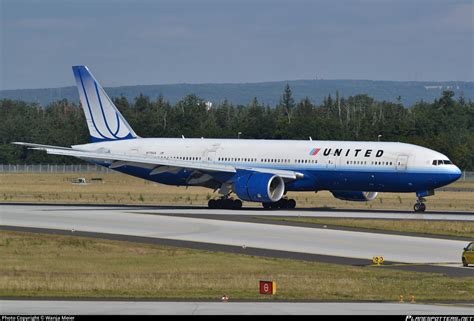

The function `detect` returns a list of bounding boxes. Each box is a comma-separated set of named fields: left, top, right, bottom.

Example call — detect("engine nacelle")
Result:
left=331, top=191, right=378, bottom=202
left=233, top=172, right=285, bottom=203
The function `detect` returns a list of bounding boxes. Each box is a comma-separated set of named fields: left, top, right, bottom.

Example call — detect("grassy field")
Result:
left=0, top=173, right=473, bottom=211
left=257, top=217, right=474, bottom=239
left=1, top=230, right=473, bottom=301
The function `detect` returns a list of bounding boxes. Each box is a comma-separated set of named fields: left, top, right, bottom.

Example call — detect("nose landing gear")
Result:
left=414, top=197, right=426, bottom=212
left=413, top=190, right=434, bottom=213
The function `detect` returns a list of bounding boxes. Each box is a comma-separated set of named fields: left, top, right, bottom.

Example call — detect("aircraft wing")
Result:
left=13, top=142, right=303, bottom=180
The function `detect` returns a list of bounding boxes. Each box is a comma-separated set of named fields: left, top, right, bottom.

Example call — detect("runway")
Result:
left=1, top=204, right=473, bottom=277
left=2, top=300, right=474, bottom=315
left=3, top=202, right=474, bottom=221
left=136, top=206, right=474, bottom=221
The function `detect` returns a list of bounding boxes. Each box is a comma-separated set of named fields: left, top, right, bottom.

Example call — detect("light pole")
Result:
left=238, top=132, right=242, bottom=139
left=378, top=134, right=382, bottom=142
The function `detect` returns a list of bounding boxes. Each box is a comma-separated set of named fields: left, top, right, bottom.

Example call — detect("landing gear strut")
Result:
left=208, top=197, right=242, bottom=209
left=262, top=198, right=296, bottom=209
left=413, top=197, right=426, bottom=212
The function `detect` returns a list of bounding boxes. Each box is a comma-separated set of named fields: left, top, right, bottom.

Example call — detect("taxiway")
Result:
left=1, top=204, right=472, bottom=272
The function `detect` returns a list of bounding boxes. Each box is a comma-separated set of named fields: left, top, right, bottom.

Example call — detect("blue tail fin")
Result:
left=72, top=65, right=138, bottom=142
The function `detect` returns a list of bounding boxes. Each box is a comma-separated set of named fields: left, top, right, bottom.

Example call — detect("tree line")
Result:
left=1, top=86, right=473, bottom=170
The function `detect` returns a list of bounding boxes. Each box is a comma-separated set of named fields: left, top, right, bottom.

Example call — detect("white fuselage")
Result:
left=74, top=138, right=461, bottom=193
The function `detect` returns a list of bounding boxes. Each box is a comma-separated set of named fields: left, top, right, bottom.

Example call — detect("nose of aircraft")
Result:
left=445, top=165, right=462, bottom=184
left=454, top=165, right=462, bottom=180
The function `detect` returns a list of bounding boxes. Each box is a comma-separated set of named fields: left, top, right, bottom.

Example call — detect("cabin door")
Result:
left=206, top=151, right=217, bottom=163
left=327, top=157, right=336, bottom=169
left=396, top=155, right=408, bottom=171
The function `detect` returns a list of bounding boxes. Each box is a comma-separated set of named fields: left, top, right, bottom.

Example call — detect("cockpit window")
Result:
left=432, top=159, right=453, bottom=166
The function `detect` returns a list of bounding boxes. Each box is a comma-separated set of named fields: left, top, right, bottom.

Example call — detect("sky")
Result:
left=0, top=0, right=473, bottom=90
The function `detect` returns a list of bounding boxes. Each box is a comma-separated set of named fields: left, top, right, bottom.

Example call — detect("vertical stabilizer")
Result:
left=72, top=65, right=138, bottom=142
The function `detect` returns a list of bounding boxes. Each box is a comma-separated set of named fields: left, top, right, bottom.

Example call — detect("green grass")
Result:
left=1, top=231, right=473, bottom=301
left=256, top=217, right=474, bottom=239
left=1, top=173, right=473, bottom=212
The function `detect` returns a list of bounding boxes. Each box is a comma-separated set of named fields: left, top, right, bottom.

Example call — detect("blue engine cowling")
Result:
left=233, top=172, right=285, bottom=202
left=331, top=191, right=378, bottom=202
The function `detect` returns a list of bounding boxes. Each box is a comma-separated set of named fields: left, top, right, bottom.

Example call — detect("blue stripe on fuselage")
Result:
left=285, top=169, right=461, bottom=192
left=92, top=161, right=460, bottom=193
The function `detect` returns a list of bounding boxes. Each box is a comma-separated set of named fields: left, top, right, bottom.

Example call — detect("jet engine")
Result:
left=233, top=172, right=285, bottom=203
left=331, top=191, right=378, bottom=202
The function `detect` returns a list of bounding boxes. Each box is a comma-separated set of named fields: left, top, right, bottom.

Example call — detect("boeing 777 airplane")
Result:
left=14, top=66, right=462, bottom=212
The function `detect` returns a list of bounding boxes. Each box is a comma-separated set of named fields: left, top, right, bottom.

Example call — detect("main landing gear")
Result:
left=262, top=198, right=296, bottom=209
left=208, top=197, right=242, bottom=209
left=413, top=197, right=426, bottom=212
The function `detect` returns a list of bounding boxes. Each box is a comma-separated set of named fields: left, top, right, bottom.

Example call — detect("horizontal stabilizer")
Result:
left=12, top=142, right=73, bottom=151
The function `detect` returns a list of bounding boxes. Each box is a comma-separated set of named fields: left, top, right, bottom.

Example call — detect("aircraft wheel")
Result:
left=222, top=199, right=233, bottom=209
left=287, top=199, right=296, bottom=209
left=208, top=199, right=217, bottom=209
left=414, top=203, right=426, bottom=212
left=269, top=202, right=279, bottom=209
left=278, top=198, right=288, bottom=209
left=462, top=257, right=468, bottom=267
left=233, top=199, right=243, bottom=209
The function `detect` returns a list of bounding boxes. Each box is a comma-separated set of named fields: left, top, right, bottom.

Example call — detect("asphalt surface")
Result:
left=1, top=204, right=473, bottom=277
left=3, top=202, right=474, bottom=221
left=136, top=212, right=474, bottom=241
left=2, top=300, right=474, bottom=315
